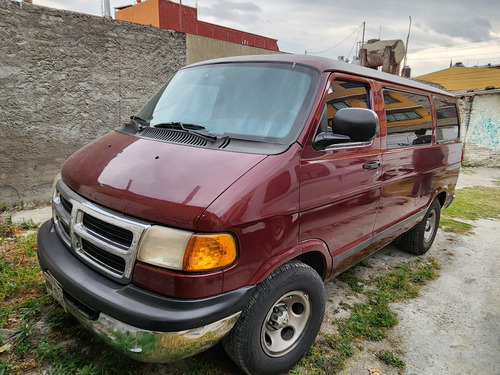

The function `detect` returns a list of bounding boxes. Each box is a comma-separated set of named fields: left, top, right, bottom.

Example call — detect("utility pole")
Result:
left=360, top=21, right=366, bottom=66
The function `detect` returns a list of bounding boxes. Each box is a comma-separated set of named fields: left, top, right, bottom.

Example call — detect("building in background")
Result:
left=417, top=64, right=500, bottom=91
left=115, top=0, right=279, bottom=51
left=417, top=64, right=500, bottom=166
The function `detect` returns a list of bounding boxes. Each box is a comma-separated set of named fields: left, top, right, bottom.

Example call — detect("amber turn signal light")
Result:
left=183, top=234, right=237, bottom=272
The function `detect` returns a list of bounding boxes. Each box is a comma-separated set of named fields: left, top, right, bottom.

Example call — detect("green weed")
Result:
left=0, top=358, right=14, bottom=374
left=376, top=350, right=406, bottom=368
left=19, top=218, right=39, bottom=230
left=337, top=267, right=365, bottom=293
left=0, top=216, right=15, bottom=238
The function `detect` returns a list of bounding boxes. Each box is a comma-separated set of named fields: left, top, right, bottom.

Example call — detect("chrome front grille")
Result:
left=52, top=180, right=150, bottom=284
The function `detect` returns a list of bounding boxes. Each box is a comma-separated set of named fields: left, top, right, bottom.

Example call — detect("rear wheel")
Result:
left=223, top=260, right=325, bottom=375
left=400, top=199, right=441, bottom=255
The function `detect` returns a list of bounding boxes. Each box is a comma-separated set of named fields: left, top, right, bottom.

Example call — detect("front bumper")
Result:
left=37, top=220, right=253, bottom=362
left=66, top=295, right=240, bottom=362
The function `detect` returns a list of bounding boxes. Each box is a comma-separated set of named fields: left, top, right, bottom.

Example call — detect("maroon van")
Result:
left=37, top=54, right=462, bottom=374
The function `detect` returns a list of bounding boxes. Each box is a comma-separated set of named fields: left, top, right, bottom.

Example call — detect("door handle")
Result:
left=363, top=161, right=381, bottom=170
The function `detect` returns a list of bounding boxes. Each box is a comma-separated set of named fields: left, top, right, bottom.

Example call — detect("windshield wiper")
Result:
left=130, top=115, right=149, bottom=129
left=153, top=122, right=221, bottom=141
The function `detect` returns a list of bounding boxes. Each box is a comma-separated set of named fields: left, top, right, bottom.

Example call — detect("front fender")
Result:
left=248, top=238, right=332, bottom=284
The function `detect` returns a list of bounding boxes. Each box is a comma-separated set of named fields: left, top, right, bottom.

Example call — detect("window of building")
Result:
left=384, top=89, right=432, bottom=149
left=434, top=97, right=460, bottom=143
left=383, top=92, right=400, bottom=104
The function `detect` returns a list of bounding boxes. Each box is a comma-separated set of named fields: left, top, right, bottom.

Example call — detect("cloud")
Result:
left=429, top=17, right=492, bottom=41
left=199, top=0, right=263, bottom=25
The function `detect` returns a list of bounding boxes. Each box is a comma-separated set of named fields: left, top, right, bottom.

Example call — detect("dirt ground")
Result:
left=331, top=167, right=500, bottom=375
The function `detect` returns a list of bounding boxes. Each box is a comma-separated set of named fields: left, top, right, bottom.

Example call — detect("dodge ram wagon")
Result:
left=38, top=54, right=462, bottom=375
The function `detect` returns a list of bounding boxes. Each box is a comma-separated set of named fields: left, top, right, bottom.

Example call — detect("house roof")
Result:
left=416, top=66, right=500, bottom=91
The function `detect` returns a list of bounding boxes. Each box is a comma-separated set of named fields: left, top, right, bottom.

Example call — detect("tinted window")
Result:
left=434, top=97, right=460, bottom=143
left=325, top=79, right=369, bottom=127
left=384, top=89, right=432, bottom=149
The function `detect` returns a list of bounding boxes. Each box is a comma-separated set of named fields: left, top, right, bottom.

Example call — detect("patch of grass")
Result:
left=375, top=265, right=418, bottom=300
left=376, top=350, right=406, bottom=368
left=0, top=234, right=45, bottom=305
left=337, top=267, right=365, bottom=293
left=0, top=216, right=15, bottom=238
left=1, top=202, right=8, bottom=212
left=45, top=304, right=76, bottom=329
left=440, top=218, right=474, bottom=234
left=0, top=358, right=14, bottom=374
left=440, top=186, right=500, bottom=234
left=19, top=218, right=39, bottom=230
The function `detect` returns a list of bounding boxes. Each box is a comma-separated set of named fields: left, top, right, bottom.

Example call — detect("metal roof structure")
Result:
left=416, top=66, right=500, bottom=91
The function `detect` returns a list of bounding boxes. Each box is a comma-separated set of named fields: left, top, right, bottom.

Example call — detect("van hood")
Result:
left=61, top=131, right=266, bottom=229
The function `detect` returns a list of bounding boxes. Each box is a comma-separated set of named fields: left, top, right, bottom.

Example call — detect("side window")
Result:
left=434, top=97, right=460, bottom=143
left=384, top=89, right=432, bottom=149
left=325, top=79, right=370, bottom=129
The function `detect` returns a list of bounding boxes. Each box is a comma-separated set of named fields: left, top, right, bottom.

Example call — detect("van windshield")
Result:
left=135, top=62, right=320, bottom=145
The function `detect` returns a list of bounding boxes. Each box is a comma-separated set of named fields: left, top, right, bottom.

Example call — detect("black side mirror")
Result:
left=314, top=108, right=379, bottom=149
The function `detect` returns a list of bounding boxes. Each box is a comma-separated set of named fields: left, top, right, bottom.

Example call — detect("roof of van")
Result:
left=187, top=54, right=453, bottom=97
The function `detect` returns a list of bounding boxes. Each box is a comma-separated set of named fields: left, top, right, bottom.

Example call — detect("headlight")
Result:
left=137, top=226, right=237, bottom=272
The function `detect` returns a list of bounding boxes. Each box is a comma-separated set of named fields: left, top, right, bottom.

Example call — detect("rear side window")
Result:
left=434, top=97, right=460, bottom=143
left=384, top=89, right=432, bottom=149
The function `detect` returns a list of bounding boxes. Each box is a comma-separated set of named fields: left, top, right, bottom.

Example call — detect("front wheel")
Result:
left=400, top=199, right=441, bottom=255
left=223, top=260, right=325, bottom=375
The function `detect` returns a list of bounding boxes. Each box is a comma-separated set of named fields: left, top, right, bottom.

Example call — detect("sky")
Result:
left=27, top=0, right=500, bottom=77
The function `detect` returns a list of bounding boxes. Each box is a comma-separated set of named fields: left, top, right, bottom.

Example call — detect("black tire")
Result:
left=222, top=260, right=325, bottom=375
left=400, top=199, right=441, bottom=255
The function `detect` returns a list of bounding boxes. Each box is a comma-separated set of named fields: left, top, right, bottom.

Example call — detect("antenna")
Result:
left=403, top=16, right=412, bottom=69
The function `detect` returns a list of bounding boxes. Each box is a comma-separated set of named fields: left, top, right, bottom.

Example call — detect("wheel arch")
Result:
left=435, top=190, right=447, bottom=207
left=296, top=251, right=328, bottom=280
left=248, top=239, right=332, bottom=285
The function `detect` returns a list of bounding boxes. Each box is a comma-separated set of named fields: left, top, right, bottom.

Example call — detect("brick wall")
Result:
left=0, top=0, right=186, bottom=205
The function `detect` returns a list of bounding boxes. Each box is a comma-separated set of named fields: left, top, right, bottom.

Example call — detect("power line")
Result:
left=307, top=23, right=364, bottom=55
left=347, top=26, right=363, bottom=61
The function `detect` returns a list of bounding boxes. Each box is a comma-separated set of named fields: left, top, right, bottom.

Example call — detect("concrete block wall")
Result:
left=0, top=0, right=186, bottom=205
left=459, top=93, right=500, bottom=167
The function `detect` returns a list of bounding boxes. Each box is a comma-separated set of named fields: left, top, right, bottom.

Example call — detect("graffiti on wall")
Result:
left=466, top=94, right=500, bottom=151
